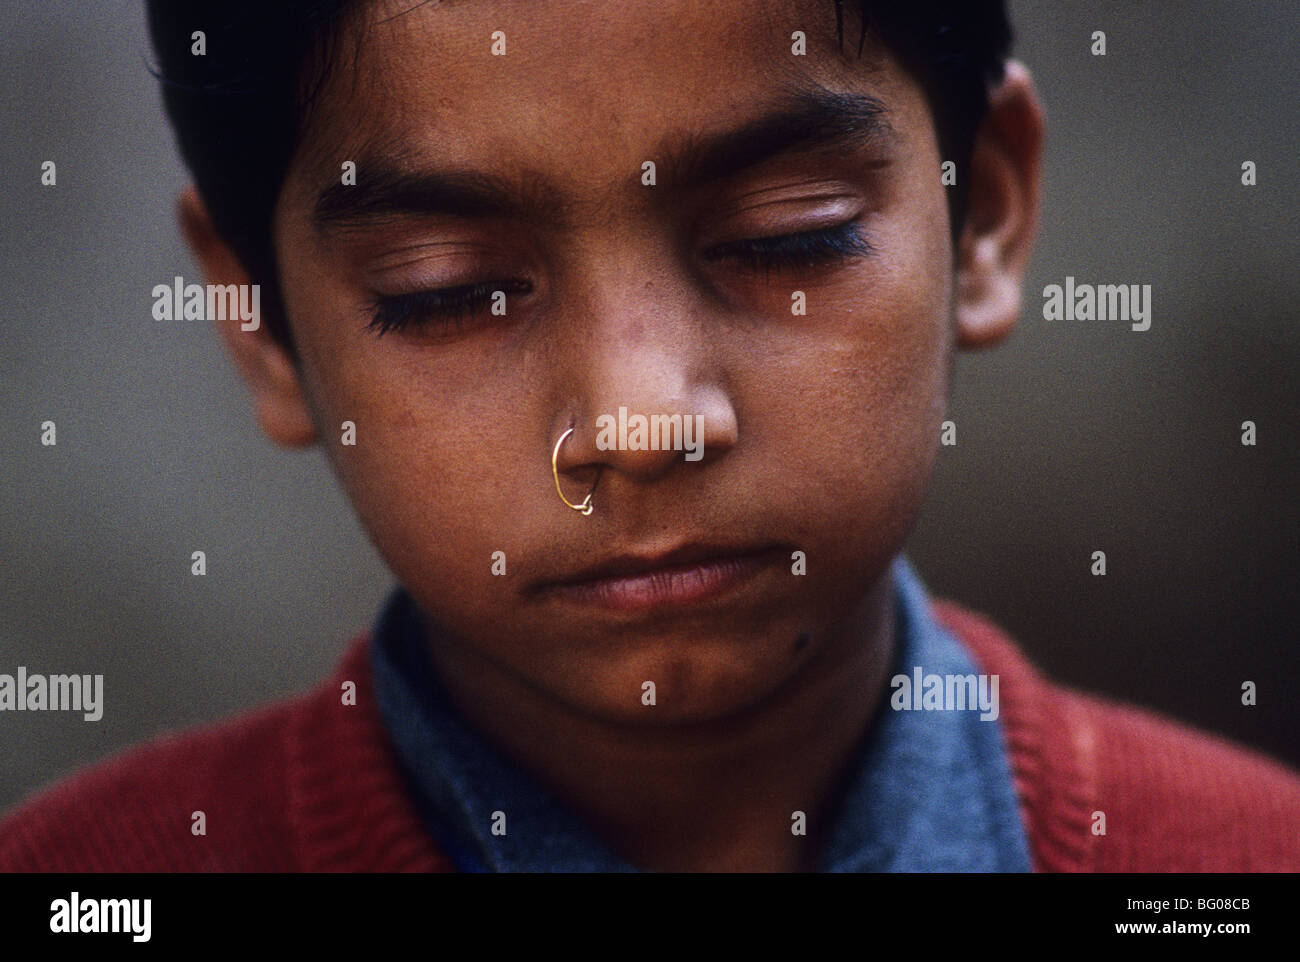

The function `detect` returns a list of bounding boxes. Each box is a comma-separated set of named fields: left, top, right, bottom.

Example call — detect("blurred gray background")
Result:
left=1, top=1, right=1296, bottom=812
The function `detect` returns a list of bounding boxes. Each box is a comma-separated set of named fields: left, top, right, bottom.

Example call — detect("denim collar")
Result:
left=370, top=554, right=1032, bottom=872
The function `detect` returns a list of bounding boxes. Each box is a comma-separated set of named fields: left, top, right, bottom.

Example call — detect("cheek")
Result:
left=853, top=203, right=954, bottom=480
left=733, top=188, right=954, bottom=548
left=308, top=365, right=535, bottom=614
left=277, top=312, right=514, bottom=618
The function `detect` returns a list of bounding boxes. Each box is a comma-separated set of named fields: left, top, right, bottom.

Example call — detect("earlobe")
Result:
left=954, top=60, right=1045, bottom=350
left=177, top=185, right=318, bottom=448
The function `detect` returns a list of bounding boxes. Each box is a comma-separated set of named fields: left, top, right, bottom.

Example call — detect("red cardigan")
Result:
left=2, top=598, right=1297, bottom=872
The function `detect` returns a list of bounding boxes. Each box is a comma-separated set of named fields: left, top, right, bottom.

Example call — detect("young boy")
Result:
left=2, top=0, right=1297, bottom=872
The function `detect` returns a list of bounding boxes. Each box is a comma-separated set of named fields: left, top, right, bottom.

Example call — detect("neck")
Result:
left=424, top=575, right=896, bottom=872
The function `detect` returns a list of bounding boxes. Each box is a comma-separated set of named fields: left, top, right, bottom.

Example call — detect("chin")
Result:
left=563, top=642, right=802, bottom=726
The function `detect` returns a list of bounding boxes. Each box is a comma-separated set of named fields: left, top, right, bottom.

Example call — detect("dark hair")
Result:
left=146, top=0, right=1012, bottom=353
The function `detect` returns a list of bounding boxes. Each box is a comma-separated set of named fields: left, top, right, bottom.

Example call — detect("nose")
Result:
left=552, top=266, right=738, bottom=487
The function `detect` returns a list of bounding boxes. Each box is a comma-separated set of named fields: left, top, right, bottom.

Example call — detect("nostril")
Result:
left=593, top=408, right=709, bottom=463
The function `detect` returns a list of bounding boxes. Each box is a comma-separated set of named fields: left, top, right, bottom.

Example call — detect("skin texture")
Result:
left=180, top=0, right=1043, bottom=871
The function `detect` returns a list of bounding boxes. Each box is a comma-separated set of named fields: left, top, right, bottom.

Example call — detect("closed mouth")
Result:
left=533, top=543, right=788, bottom=612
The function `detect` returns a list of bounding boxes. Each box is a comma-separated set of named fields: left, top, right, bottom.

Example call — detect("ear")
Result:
left=953, top=60, right=1045, bottom=349
left=177, top=184, right=318, bottom=447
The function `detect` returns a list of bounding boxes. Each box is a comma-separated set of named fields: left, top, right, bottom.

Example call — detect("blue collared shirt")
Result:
left=370, top=554, right=1033, bottom=872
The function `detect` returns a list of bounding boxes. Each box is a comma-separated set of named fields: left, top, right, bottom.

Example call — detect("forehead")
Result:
left=287, top=0, right=921, bottom=203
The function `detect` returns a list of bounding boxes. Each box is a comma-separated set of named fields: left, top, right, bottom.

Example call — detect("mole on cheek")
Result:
left=794, top=632, right=811, bottom=652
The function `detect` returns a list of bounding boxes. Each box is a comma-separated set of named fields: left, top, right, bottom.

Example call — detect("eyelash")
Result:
left=366, top=280, right=531, bottom=338
left=702, top=220, right=875, bottom=276
left=365, top=222, right=872, bottom=336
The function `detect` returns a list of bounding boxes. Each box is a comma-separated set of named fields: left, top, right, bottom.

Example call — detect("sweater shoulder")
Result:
left=931, top=598, right=1300, bottom=872
left=1061, top=687, right=1300, bottom=871
left=0, top=682, right=315, bottom=872
left=0, top=633, right=451, bottom=874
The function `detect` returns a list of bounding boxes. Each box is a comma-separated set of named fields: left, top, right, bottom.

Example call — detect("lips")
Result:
left=532, top=543, right=787, bottom=613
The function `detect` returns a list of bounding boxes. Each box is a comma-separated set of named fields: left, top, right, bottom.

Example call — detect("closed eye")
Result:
left=365, top=222, right=874, bottom=337
left=702, top=221, right=874, bottom=277
left=366, top=279, right=531, bottom=337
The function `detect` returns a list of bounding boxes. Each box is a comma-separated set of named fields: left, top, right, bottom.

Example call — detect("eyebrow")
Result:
left=311, top=84, right=893, bottom=234
left=313, top=163, right=568, bottom=232
left=657, top=84, right=893, bottom=190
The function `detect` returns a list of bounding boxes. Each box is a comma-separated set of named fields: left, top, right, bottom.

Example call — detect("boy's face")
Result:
left=255, top=0, right=1010, bottom=724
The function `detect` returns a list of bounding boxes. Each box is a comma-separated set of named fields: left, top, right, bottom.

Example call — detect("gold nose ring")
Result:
left=552, top=426, right=596, bottom=516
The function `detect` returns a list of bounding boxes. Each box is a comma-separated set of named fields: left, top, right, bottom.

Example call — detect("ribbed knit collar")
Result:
left=365, top=554, right=1033, bottom=872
